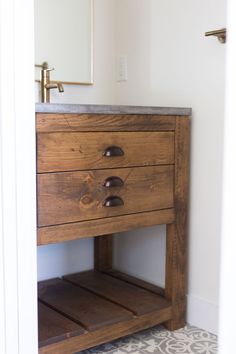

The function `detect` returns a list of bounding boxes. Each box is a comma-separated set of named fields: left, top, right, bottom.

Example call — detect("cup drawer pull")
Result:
left=103, top=176, right=124, bottom=188
left=103, top=146, right=124, bottom=157
left=103, top=196, right=124, bottom=207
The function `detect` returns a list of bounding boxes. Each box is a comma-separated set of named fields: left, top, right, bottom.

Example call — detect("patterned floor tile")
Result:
left=79, top=325, right=217, bottom=354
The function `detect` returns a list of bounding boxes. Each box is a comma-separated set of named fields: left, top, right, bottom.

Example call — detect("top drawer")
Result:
left=37, top=131, right=174, bottom=173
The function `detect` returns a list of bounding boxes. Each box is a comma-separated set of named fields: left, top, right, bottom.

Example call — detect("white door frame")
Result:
left=0, top=0, right=38, bottom=353
left=219, top=0, right=236, bottom=353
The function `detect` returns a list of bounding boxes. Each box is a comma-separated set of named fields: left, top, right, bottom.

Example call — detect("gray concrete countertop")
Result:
left=35, top=103, right=192, bottom=116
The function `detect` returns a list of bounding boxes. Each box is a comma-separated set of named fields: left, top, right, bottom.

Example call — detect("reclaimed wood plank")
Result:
left=94, top=235, right=113, bottom=272
left=64, top=271, right=170, bottom=316
left=165, top=116, right=190, bottom=330
left=38, top=302, right=85, bottom=348
left=39, top=306, right=172, bottom=354
left=37, top=131, right=174, bottom=173
left=106, top=270, right=164, bottom=296
left=38, top=278, right=133, bottom=332
left=37, top=208, right=175, bottom=245
left=36, top=113, right=177, bottom=132
left=37, top=166, right=174, bottom=227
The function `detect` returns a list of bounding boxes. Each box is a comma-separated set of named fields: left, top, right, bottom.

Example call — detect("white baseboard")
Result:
left=187, top=294, right=218, bottom=335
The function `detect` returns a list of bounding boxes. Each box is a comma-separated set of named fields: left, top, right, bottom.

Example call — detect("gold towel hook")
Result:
left=205, top=28, right=226, bottom=43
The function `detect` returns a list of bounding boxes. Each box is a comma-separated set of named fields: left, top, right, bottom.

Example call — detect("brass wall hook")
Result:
left=205, top=28, right=226, bottom=43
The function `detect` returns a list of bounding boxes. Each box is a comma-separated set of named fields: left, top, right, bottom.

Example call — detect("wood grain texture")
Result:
left=106, top=270, right=165, bottom=297
left=37, top=165, right=174, bottom=227
left=39, top=306, right=172, bottom=354
left=64, top=271, right=170, bottom=316
left=36, top=113, right=178, bottom=133
left=38, top=302, right=85, bottom=348
left=38, top=279, right=133, bottom=332
left=165, top=117, right=190, bottom=330
left=37, top=208, right=175, bottom=245
left=36, top=111, right=190, bottom=351
left=94, top=235, right=113, bottom=272
left=37, top=131, right=174, bottom=173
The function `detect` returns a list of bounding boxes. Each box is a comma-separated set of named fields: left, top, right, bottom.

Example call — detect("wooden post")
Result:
left=165, top=117, right=190, bottom=330
left=94, top=235, right=113, bottom=272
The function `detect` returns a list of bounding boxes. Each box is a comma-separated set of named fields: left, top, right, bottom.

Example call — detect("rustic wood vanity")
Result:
left=36, top=103, right=191, bottom=354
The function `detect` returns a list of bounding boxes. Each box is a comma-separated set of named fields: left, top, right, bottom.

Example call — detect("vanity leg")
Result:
left=165, top=223, right=186, bottom=330
left=165, top=117, right=189, bottom=330
left=94, top=235, right=113, bottom=272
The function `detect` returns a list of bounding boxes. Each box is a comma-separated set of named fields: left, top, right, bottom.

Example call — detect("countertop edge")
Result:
left=35, top=103, right=192, bottom=116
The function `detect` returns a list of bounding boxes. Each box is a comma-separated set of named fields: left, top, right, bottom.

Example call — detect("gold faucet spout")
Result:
left=45, top=83, right=58, bottom=90
left=57, top=82, right=64, bottom=93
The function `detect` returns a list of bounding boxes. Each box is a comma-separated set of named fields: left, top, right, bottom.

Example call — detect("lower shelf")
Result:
left=38, top=270, right=172, bottom=354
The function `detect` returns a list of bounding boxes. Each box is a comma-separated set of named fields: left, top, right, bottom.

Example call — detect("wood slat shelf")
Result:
left=38, top=270, right=172, bottom=353
left=38, top=302, right=85, bottom=348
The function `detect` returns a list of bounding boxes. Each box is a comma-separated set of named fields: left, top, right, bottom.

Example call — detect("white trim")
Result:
left=187, top=295, right=218, bottom=335
left=0, top=114, right=6, bottom=354
left=219, top=1, right=236, bottom=353
left=0, top=0, right=38, bottom=353
left=0, top=1, right=20, bottom=351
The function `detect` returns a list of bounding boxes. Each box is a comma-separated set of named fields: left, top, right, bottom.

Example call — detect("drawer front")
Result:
left=37, top=132, right=174, bottom=173
left=38, top=165, right=174, bottom=227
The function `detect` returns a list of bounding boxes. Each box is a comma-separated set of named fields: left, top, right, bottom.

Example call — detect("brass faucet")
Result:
left=36, top=62, right=64, bottom=103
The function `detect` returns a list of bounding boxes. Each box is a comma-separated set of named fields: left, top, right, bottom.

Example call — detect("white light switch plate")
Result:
left=117, top=55, right=128, bottom=82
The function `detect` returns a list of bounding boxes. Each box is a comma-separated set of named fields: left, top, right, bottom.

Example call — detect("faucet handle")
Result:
left=44, top=67, right=55, bottom=73
left=35, top=61, right=51, bottom=70
left=35, top=62, right=55, bottom=72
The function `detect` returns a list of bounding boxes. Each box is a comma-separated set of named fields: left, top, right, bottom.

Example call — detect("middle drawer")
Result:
left=37, top=165, right=174, bottom=227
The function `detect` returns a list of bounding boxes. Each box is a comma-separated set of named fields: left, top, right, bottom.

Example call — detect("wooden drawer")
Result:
left=37, top=131, right=174, bottom=173
left=38, top=165, right=174, bottom=227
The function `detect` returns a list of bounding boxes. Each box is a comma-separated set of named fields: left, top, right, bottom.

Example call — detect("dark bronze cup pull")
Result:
left=103, top=146, right=124, bottom=157
left=103, top=176, right=124, bottom=188
left=103, top=196, right=124, bottom=207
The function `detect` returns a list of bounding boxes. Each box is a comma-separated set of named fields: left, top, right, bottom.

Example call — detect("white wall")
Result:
left=37, top=0, right=116, bottom=280
left=35, top=0, right=115, bottom=105
left=113, top=0, right=226, bottom=334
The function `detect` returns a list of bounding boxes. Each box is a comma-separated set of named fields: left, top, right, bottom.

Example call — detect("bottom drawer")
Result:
left=37, top=165, right=174, bottom=227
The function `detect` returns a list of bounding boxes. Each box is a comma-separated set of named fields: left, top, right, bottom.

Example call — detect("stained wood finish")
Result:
left=37, top=165, right=174, bottom=227
left=94, top=235, right=113, bottom=272
left=37, top=131, right=174, bottom=173
left=36, top=111, right=190, bottom=352
left=38, top=270, right=173, bottom=354
left=38, top=302, right=84, bottom=348
left=38, top=279, right=133, bottom=331
left=165, top=117, right=190, bottom=330
left=106, top=270, right=165, bottom=297
left=37, top=208, right=175, bottom=245
left=36, top=113, right=176, bottom=132
left=39, top=305, right=172, bottom=354
left=64, top=271, right=170, bottom=316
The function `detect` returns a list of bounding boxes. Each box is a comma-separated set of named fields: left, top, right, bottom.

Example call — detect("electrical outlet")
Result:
left=117, top=55, right=128, bottom=82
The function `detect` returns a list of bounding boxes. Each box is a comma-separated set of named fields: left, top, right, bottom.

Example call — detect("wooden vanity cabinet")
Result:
left=36, top=110, right=190, bottom=354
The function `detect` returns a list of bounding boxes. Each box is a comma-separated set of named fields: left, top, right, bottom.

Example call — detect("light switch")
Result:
left=117, top=55, right=128, bottom=82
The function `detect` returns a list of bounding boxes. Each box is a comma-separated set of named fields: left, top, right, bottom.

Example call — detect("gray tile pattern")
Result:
left=79, top=325, right=217, bottom=354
